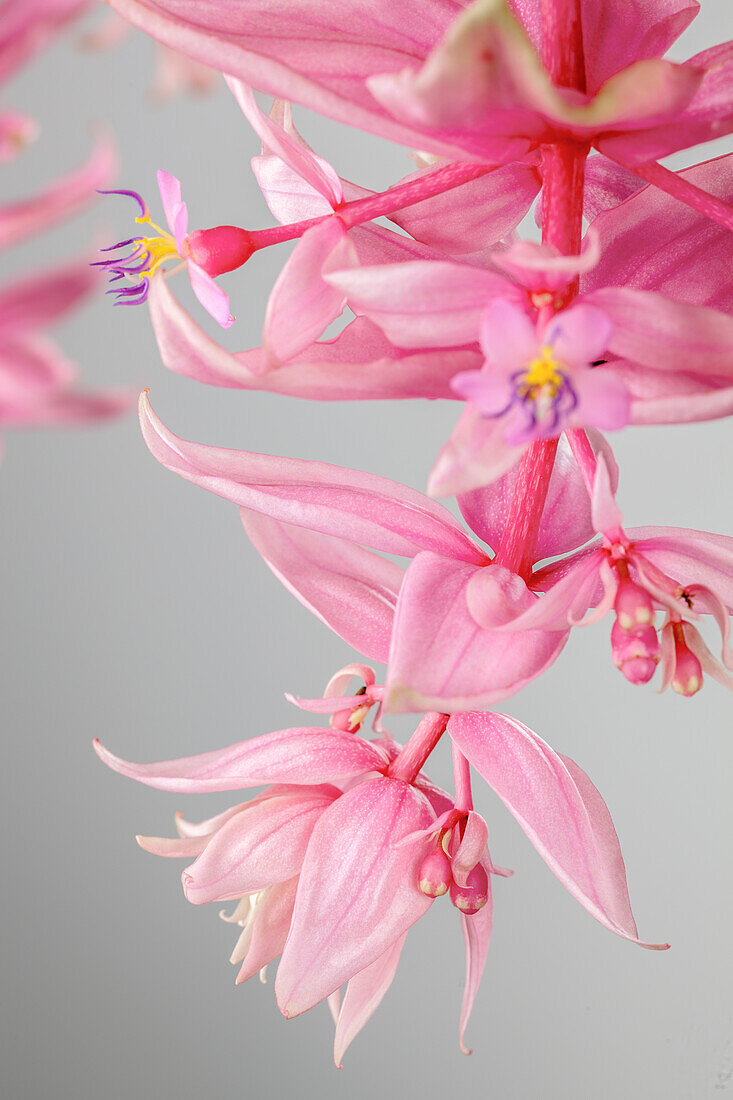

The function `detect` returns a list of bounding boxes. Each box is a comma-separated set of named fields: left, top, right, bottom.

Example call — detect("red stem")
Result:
left=494, top=438, right=559, bottom=577
left=388, top=712, right=449, bottom=784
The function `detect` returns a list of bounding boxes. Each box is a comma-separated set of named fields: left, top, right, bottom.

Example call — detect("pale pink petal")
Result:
left=457, top=432, right=618, bottom=560
left=490, top=232, right=602, bottom=293
left=183, top=788, right=338, bottom=904
left=450, top=368, right=513, bottom=416
left=428, top=405, right=524, bottom=497
left=136, top=834, right=208, bottom=858
left=140, top=393, right=483, bottom=562
left=580, top=0, right=698, bottom=92
left=174, top=802, right=250, bottom=838
left=324, top=664, right=376, bottom=697
left=0, top=258, right=96, bottom=335
left=148, top=278, right=470, bottom=399
left=333, top=934, right=406, bottom=1066
left=684, top=626, right=733, bottom=690
left=275, top=777, right=434, bottom=1016
left=324, top=259, right=515, bottom=349
left=93, top=727, right=388, bottom=793
left=459, top=872, right=493, bottom=1055
left=236, top=878, right=299, bottom=984
left=464, top=565, right=536, bottom=629
left=582, top=155, right=643, bottom=220
left=479, top=298, right=537, bottom=370
left=186, top=261, right=234, bottom=329
left=0, top=130, right=116, bottom=251
left=263, top=220, right=354, bottom=367
left=156, top=169, right=183, bottom=233
left=241, top=510, right=402, bottom=665
left=591, top=455, right=624, bottom=537
left=545, top=304, right=612, bottom=368
left=571, top=368, right=632, bottom=432
left=502, top=550, right=605, bottom=631
left=447, top=712, right=668, bottom=949
left=384, top=553, right=568, bottom=713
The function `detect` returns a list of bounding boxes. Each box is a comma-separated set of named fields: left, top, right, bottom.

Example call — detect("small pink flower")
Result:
left=95, top=170, right=236, bottom=328
left=450, top=298, right=628, bottom=445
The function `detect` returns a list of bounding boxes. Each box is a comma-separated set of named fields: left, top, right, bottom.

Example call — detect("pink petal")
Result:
left=457, top=431, right=618, bottom=560
left=275, top=776, right=434, bottom=1016
left=459, top=869, right=493, bottom=1055
left=452, top=812, right=489, bottom=888
left=228, top=79, right=343, bottom=210
left=582, top=155, right=643, bottom=220
left=263, top=219, right=354, bottom=367
left=572, top=368, right=632, bottom=432
left=450, top=367, right=513, bottom=416
left=174, top=802, right=251, bottom=839
left=464, top=565, right=536, bottom=629
left=491, top=233, right=602, bottom=293
left=333, top=933, right=406, bottom=1066
left=0, top=129, right=116, bottom=251
left=479, top=298, right=537, bottom=370
left=428, top=404, right=525, bottom=498
left=591, top=455, right=624, bottom=537
left=148, top=278, right=471, bottom=399
left=236, top=877, right=299, bottom=984
left=93, top=726, right=388, bottom=793
left=384, top=553, right=568, bottom=713
left=136, top=834, right=208, bottom=858
left=139, top=393, right=483, bottom=563
left=186, top=261, right=234, bottom=329
left=545, top=304, right=612, bottom=368
left=184, top=788, right=338, bottom=904
left=447, top=712, right=668, bottom=949
left=580, top=0, right=698, bottom=92
left=156, top=169, right=183, bottom=234
left=324, top=259, right=515, bottom=349
left=241, top=510, right=401, bottom=665
left=0, top=258, right=96, bottom=334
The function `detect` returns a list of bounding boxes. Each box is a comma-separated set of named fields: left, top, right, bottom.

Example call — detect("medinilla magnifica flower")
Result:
left=95, top=664, right=665, bottom=1062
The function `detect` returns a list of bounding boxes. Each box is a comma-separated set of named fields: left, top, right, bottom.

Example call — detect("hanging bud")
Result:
left=418, top=847, right=453, bottom=898
left=613, top=576, right=655, bottom=633
left=611, top=619, right=659, bottom=684
left=671, top=623, right=703, bottom=697
left=449, top=863, right=489, bottom=915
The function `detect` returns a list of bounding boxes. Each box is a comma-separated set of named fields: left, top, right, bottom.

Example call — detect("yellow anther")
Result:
left=518, top=346, right=565, bottom=399
left=132, top=214, right=181, bottom=279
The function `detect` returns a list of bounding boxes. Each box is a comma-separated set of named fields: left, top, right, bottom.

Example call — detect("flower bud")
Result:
left=418, top=847, right=452, bottom=898
left=671, top=624, right=703, bottom=697
left=611, top=619, right=659, bottom=685
left=613, top=577, right=655, bottom=632
left=449, top=863, right=489, bottom=915
left=330, top=703, right=370, bottom=732
left=185, top=226, right=255, bottom=276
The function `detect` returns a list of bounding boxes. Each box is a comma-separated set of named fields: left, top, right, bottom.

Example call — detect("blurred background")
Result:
left=0, top=4, right=731, bottom=1097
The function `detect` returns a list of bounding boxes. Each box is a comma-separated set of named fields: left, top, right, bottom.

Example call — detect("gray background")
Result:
left=1, top=4, right=731, bottom=1097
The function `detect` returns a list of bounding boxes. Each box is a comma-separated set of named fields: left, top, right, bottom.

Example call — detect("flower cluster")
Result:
left=94, top=0, right=732, bottom=1064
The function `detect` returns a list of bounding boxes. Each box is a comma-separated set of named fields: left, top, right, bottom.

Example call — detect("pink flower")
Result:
left=505, top=453, right=733, bottom=696
left=0, top=0, right=89, bottom=85
left=94, top=170, right=235, bottom=328
left=0, top=108, right=37, bottom=162
left=137, top=394, right=637, bottom=713
left=95, top=674, right=665, bottom=1060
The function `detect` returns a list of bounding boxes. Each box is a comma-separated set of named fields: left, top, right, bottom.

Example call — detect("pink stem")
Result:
left=565, top=427, right=597, bottom=496
left=494, top=438, right=559, bottom=578
left=540, top=0, right=587, bottom=90
left=613, top=158, right=733, bottom=233
left=245, top=161, right=495, bottom=251
left=452, top=744, right=473, bottom=813
left=387, top=712, right=449, bottom=784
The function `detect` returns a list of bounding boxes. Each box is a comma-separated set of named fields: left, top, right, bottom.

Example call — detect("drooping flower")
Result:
left=502, top=453, right=733, bottom=696
left=136, top=393, right=639, bottom=713
left=94, top=170, right=236, bottom=327
left=94, top=671, right=665, bottom=1060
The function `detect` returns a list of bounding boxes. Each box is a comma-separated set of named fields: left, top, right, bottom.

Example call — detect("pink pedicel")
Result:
left=450, top=863, right=490, bottom=915
left=418, top=847, right=453, bottom=898
left=185, top=226, right=256, bottom=276
left=669, top=622, right=704, bottom=697
left=611, top=620, right=659, bottom=686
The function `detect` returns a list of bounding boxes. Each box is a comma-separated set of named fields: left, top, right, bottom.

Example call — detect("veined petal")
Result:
left=384, top=553, right=568, bottom=713
left=447, top=712, right=668, bottom=949
left=236, top=877, right=299, bottom=984
left=93, top=727, right=388, bottom=793
left=186, top=261, right=234, bottom=329
left=140, top=393, right=483, bottom=562
left=156, top=169, right=183, bottom=234
left=452, top=812, right=489, bottom=888
left=241, top=510, right=402, bottom=665
left=333, top=934, right=406, bottom=1066
left=275, top=777, right=434, bottom=1016
left=428, top=405, right=524, bottom=497
left=459, top=866, right=493, bottom=1055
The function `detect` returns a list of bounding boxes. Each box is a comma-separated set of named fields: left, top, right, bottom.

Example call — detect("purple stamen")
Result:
left=97, top=188, right=148, bottom=218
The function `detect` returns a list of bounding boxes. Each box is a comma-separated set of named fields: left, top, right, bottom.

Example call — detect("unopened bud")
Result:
left=614, top=577, right=655, bottom=633
left=449, top=863, right=489, bottom=915
left=330, top=703, right=370, bottom=732
left=418, top=847, right=452, bottom=898
left=611, top=619, right=659, bottom=685
left=671, top=624, right=703, bottom=697
left=185, top=226, right=255, bottom=277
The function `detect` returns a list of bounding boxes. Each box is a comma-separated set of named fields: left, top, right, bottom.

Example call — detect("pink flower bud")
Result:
left=671, top=624, right=703, bottom=697
left=449, top=863, right=489, bottom=914
left=611, top=619, right=659, bottom=684
left=185, top=226, right=255, bottom=276
left=613, top=577, right=655, bottom=632
left=329, top=703, right=370, bottom=732
left=418, top=847, right=452, bottom=898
